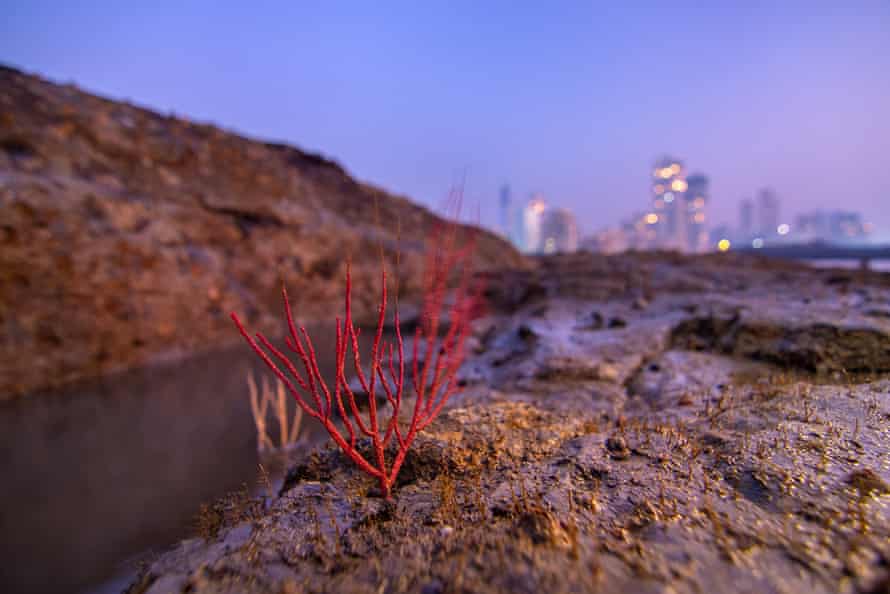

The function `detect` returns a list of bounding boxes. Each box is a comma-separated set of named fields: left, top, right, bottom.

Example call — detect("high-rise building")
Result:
left=520, top=194, right=547, bottom=253
left=739, top=198, right=754, bottom=239
left=499, top=185, right=512, bottom=239
left=540, top=208, right=578, bottom=254
left=796, top=210, right=868, bottom=243
left=758, top=188, right=780, bottom=237
left=650, top=156, right=686, bottom=249
left=650, top=156, right=701, bottom=251
left=794, top=211, right=829, bottom=241
left=685, top=173, right=709, bottom=252
left=829, top=211, right=866, bottom=242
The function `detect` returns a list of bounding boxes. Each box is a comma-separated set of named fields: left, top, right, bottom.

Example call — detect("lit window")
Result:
left=646, top=213, right=659, bottom=224
left=664, top=192, right=675, bottom=203
left=671, top=179, right=687, bottom=192
left=653, top=184, right=664, bottom=194
left=654, top=199, right=664, bottom=209
left=693, top=213, right=705, bottom=223
left=670, top=164, right=680, bottom=174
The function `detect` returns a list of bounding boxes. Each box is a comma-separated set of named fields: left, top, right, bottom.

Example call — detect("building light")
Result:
left=654, top=199, right=664, bottom=209
left=653, top=184, right=664, bottom=194
left=693, top=197, right=705, bottom=209
left=664, top=192, right=675, bottom=203
left=671, top=179, right=687, bottom=192
left=646, top=213, right=659, bottom=224
left=752, top=238, right=764, bottom=249
left=777, top=223, right=790, bottom=236
left=659, top=168, right=673, bottom=179
left=693, top=213, right=705, bottom=223
left=718, top=239, right=731, bottom=252
left=544, top=237, right=556, bottom=254
left=670, top=164, right=680, bottom=174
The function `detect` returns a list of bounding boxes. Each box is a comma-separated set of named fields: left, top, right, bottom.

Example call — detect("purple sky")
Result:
left=3, top=1, right=889, bottom=238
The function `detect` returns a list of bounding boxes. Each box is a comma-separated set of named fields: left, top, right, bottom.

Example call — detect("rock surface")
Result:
left=0, top=66, right=523, bottom=397
left=131, top=253, right=890, bottom=594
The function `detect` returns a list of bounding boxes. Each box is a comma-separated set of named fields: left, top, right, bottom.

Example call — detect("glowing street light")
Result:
left=777, top=223, right=790, bottom=236
left=717, top=239, right=731, bottom=252
left=645, top=213, right=659, bottom=224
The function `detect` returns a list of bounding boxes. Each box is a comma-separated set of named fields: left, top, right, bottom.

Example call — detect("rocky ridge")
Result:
left=0, top=66, right=523, bottom=397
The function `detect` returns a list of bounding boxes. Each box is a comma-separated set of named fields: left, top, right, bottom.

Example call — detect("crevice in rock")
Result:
left=1, top=136, right=37, bottom=158
left=670, top=313, right=890, bottom=374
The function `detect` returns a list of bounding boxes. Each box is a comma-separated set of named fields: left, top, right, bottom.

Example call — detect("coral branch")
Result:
left=231, top=210, right=479, bottom=499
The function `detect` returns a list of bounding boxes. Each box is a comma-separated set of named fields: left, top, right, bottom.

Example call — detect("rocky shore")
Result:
left=0, top=66, right=522, bottom=398
left=129, top=253, right=890, bottom=594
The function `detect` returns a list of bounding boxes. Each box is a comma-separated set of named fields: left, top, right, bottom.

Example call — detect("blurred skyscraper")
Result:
left=758, top=188, right=780, bottom=238
left=685, top=173, right=709, bottom=252
left=651, top=156, right=686, bottom=250
left=649, top=156, right=708, bottom=252
left=499, top=184, right=512, bottom=238
left=739, top=198, right=754, bottom=239
left=795, top=211, right=869, bottom=243
left=540, top=208, right=578, bottom=254
left=520, top=194, right=547, bottom=253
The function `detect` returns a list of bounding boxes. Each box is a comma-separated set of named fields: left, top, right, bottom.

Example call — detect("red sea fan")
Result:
left=231, top=218, right=480, bottom=499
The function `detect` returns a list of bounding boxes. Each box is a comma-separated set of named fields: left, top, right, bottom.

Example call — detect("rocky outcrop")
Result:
left=0, top=66, right=524, bottom=397
left=132, top=253, right=890, bottom=594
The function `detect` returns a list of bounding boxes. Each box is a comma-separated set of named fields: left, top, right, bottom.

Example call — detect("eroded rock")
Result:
left=133, top=252, right=890, bottom=594
left=0, top=66, right=524, bottom=398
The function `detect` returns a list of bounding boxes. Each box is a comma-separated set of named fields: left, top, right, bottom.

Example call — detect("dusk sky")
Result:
left=4, top=1, right=890, bottom=238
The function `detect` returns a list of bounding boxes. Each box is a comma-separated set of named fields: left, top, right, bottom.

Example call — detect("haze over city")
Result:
left=0, top=1, right=890, bottom=238
left=3, top=1, right=890, bottom=238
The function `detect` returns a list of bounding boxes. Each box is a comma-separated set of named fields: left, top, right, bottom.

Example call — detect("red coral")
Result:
left=231, top=219, right=479, bottom=499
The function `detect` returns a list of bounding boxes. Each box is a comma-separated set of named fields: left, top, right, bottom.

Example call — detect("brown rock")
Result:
left=0, top=65, right=525, bottom=398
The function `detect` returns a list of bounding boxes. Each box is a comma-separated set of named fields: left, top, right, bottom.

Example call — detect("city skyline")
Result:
left=3, top=2, right=889, bottom=237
